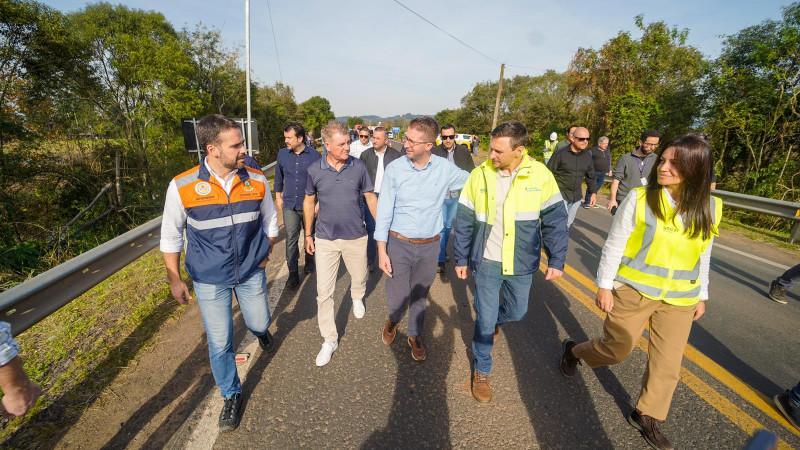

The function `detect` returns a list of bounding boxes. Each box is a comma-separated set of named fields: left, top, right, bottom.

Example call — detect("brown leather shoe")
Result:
left=382, top=320, right=398, bottom=345
left=408, top=335, right=426, bottom=361
left=560, top=338, right=582, bottom=377
left=627, top=409, right=674, bottom=450
left=472, top=370, right=491, bottom=403
left=493, top=325, right=500, bottom=343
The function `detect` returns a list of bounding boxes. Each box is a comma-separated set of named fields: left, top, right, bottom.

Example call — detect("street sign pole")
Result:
left=245, top=0, right=253, bottom=157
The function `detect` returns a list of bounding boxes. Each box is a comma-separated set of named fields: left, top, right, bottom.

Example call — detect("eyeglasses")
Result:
left=402, top=135, right=429, bottom=147
left=642, top=142, right=660, bottom=148
left=441, top=135, right=455, bottom=140
left=359, top=135, right=370, bottom=138
left=574, top=137, right=591, bottom=142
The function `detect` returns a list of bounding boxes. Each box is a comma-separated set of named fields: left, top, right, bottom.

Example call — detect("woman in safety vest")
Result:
left=559, top=134, right=721, bottom=450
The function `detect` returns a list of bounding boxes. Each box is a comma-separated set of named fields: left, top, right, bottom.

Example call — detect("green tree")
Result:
left=299, top=95, right=334, bottom=136
left=256, top=81, right=300, bottom=160
left=346, top=116, right=364, bottom=128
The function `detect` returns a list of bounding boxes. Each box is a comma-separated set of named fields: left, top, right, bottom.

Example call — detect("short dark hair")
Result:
left=640, top=129, right=661, bottom=143
left=283, top=122, right=306, bottom=142
left=441, top=124, right=455, bottom=133
left=491, top=120, right=528, bottom=150
left=409, top=116, right=439, bottom=143
left=565, top=124, right=578, bottom=135
left=373, top=126, right=387, bottom=136
left=197, top=114, right=240, bottom=153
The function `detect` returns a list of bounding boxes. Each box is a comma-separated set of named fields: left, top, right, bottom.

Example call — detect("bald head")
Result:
left=570, top=127, right=590, bottom=152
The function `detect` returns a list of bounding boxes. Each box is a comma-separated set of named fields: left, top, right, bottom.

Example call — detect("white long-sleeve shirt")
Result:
left=160, top=160, right=279, bottom=254
left=595, top=187, right=713, bottom=300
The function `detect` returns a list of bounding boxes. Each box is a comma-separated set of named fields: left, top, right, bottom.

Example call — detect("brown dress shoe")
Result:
left=493, top=325, right=500, bottom=343
left=382, top=320, right=398, bottom=345
left=408, top=335, right=426, bottom=361
left=560, top=338, right=582, bottom=377
left=627, top=409, right=674, bottom=450
left=472, top=370, right=491, bottom=403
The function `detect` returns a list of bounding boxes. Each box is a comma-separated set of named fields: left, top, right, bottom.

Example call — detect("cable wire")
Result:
left=266, top=0, right=283, bottom=82
left=392, top=0, right=501, bottom=66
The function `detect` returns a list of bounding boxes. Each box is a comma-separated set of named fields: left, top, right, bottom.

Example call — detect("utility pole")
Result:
left=245, top=0, right=253, bottom=157
left=491, top=63, right=505, bottom=132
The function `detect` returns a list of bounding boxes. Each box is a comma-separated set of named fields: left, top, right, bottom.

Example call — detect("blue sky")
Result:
left=44, top=0, right=789, bottom=117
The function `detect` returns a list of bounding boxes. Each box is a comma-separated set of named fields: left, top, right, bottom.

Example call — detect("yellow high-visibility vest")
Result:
left=616, top=187, right=722, bottom=305
left=543, top=140, right=557, bottom=161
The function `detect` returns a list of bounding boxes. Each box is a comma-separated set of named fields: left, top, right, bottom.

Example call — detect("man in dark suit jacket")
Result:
left=431, top=124, right=476, bottom=272
left=359, top=126, right=401, bottom=269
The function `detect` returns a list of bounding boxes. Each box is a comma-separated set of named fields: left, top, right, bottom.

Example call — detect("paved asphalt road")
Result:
left=52, top=147, right=800, bottom=449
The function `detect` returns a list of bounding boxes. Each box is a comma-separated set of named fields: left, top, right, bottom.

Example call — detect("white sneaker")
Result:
left=316, top=341, right=338, bottom=367
left=353, top=299, right=365, bottom=319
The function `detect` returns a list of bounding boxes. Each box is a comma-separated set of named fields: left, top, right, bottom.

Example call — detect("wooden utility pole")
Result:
left=491, top=63, right=505, bottom=132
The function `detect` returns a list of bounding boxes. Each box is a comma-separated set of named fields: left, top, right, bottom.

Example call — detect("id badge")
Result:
left=640, top=176, right=648, bottom=186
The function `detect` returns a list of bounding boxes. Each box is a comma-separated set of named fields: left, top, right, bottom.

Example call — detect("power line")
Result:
left=392, top=0, right=501, bottom=66
left=506, top=64, right=548, bottom=72
left=266, top=0, right=283, bottom=82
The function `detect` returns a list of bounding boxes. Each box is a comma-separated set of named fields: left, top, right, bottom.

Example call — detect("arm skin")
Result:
left=303, top=194, right=317, bottom=255
left=0, top=357, right=42, bottom=418
left=607, top=179, right=621, bottom=211
left=364, top=192, right=378, bottom=220
left=163, top=252, right=192, bottom=305
left=378, top=241, right=392, bottom=278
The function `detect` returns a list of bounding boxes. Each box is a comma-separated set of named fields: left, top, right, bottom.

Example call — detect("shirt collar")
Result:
left=321, top=155, right=354, bottom=171
left=404, top=154, right=432, bottom=171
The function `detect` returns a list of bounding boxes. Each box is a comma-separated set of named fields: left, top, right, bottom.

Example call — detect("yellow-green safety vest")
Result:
left=615, top=188, right=722, bottom=305
left=543, top=140, right=557, bottom=161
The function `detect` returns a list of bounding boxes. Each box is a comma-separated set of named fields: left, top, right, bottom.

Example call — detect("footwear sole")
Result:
left=218, top=423, right=240, bottom=433
left=559, top=339, right=576, bottom=378
left=626, top=414, right=661, bottom=450
left=408, top=338, right=426, bottom=361
left=768, top=294, right=788, bottom=304
left=774, top=395, right=800, bottom=429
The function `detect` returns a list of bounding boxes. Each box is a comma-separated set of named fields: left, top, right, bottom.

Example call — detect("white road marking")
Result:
left=714, top=242, right=790, bottom=271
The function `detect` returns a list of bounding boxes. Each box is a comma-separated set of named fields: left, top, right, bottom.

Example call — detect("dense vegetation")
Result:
left=437, top=6, right=800, bottom=232
left=0, top=1, right=335, bottom=287
left=2, top=1, right=799, bottom=288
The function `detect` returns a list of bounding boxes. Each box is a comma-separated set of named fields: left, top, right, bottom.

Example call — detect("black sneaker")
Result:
left=627, top=409, right=673, bottom=450
left=218, top=392, right=243, bottom=432
left=258, top=330, right=274, bottom=353
left=560, top=338, right=581, bottom=377
left=286, top=271, right=300, bottom=289
left=774, top=390, right=800, bottom=431
left=769, top=280, right=788, bottom=304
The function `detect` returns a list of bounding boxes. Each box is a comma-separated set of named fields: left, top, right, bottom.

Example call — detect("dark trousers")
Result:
left=363, top=193, right=378, bottom=262
left=776, top=263, right=800, bottom=291
left=384, top=234, right=439, bottom=337
left=282, top=208, right=314, bottom=274
left=585, top=173, right=606, bottom=204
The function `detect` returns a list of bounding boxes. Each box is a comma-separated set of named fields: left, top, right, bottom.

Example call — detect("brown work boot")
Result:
left=493, top=325, right=500, bottom=343
left=560, top=338, right=582, bottom=377
left=472, top=370, right=492, bottom=403
left=408, top=335, right=426, bottom=361
left=382, top=320, right=398, bottom=345
left=627, top=409, right=674, bottom=450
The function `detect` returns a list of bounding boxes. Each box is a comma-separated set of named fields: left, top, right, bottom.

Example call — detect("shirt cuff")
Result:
left=596, top=278, right=615, bottom=290
left=0, top=322, right=19, bottom=366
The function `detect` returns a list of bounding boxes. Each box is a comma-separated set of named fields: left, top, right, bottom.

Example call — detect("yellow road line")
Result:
left=541, top=261, right=796, bottom=447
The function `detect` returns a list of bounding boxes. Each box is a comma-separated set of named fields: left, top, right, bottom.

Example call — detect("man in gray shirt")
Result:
left=607, top=129, right=661, bottom=215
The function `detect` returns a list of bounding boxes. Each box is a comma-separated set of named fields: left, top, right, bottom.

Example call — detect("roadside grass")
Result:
left=0, top=248, right=188, bottom=447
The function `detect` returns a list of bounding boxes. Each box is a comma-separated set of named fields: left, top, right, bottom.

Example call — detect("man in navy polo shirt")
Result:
left=275, top=122, right=321, bottom=288
left=303, top=120, right=378, bottom=367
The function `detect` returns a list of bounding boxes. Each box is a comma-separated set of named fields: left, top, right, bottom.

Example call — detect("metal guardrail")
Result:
left=711, top=189, right=800, bottom=243
left=0, top=161, right=277, bottom=336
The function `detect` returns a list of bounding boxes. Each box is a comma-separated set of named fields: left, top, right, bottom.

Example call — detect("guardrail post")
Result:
left=791, top=221, right=800, bottom=244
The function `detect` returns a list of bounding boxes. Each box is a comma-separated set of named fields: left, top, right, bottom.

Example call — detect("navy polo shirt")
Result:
left=275, top=145, right=321, bottom=210
left=306, top=156, right=373, bottom=240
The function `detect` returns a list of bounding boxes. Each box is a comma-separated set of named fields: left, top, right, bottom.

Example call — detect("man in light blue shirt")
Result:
left=375, top=117, right=470, bottom=362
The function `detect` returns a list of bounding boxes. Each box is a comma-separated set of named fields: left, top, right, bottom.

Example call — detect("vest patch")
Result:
left=195, top=182, right=212, bottom=196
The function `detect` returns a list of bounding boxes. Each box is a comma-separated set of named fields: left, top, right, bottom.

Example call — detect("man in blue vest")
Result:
left=160, top=114, right=279, bottom=432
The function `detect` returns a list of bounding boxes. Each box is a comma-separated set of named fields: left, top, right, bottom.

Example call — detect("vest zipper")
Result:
left=209, top=176, right=242, bottom=284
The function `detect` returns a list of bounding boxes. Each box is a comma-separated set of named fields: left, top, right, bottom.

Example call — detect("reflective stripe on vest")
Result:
left=616, top=188, right=722, bottom=305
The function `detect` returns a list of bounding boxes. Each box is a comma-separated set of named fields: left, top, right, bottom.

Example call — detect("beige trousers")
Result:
left=573, top=284, right=697, bottom=420
left=314, top=236, right=368, bottom=343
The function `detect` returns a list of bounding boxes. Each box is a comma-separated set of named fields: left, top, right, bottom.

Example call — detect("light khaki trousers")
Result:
left=573, top=284, right=697, bottom=421
left=314, top=236, right=368, bottom=343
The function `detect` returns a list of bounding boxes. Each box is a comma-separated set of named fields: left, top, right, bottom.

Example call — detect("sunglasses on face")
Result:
left=574, top=137, right=591, bottom=142
left=441, top=135, right=455, bottom=140
left=359, top=135, right=369, bottom=138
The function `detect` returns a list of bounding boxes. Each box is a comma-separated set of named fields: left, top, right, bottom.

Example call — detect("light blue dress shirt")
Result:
left=375, top=154, right=470, bottom=241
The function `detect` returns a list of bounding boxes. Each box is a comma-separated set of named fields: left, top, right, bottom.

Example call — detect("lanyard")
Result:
left=635, top=154, right=649, bottom=175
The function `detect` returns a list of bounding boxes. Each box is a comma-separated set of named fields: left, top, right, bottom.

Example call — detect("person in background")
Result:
left=349, top=127, right=372, bottom=159
left=560, top=134, right=722, bottom=450
left=471, top=134, right=480, bottom=156
left=768, top=263, right=800, bottom=305
left=607, top=130, right=660, bottom=215
left=554, top=124, right=577, bottom=151
left=547, top=127, right=596, bottom=227
left=432, top=124, right=476, bottom=273
left=544, top=131, right=558, bottom=165
left=585, top=136, right=612, bottom=208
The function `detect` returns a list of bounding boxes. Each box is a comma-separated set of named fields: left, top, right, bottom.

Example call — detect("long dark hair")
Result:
left=645, top=134, right=715, bottom=240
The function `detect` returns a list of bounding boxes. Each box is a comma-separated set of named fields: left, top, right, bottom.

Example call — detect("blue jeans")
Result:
left=564, top=200, right=581, bottom=228
left=472, top=259, right=533, bottom=374
left=585, top=173, right=606, bottom=204
left=776, top=263, right=800, bottom=291
left=363, top=195, right=377, bottom=262
left=193, top=269, right=271, bottom=398
left=438, top=196, right=459, bottom=263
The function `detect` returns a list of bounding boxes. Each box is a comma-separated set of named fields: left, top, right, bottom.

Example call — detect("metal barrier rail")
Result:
left=0, top=161, right=276, bottom=336
left=712, top=189, right=800, bottom=243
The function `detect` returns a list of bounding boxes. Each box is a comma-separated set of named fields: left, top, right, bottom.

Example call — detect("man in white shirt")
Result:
left=160, top=114, right=279, bottom=432
left=349, top=127, right=372, bottom=159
